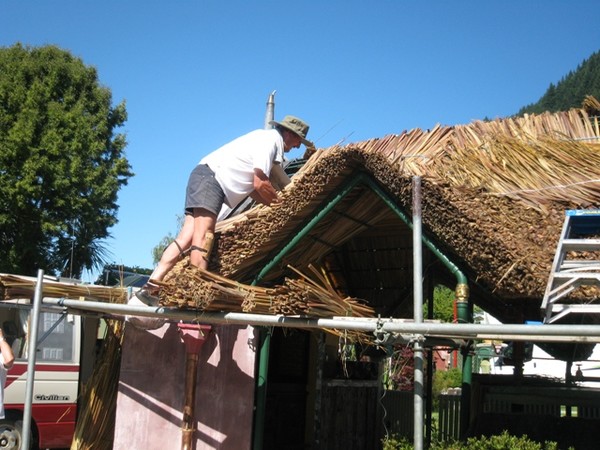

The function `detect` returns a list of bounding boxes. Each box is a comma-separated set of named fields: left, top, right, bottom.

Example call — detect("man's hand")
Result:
left=253, top=169, right=280, bottom=206
left=303, top=142, right=317, bottom=159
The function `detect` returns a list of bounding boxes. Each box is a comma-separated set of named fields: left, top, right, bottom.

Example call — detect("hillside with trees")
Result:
left=517, top=50, right=600, bottom=115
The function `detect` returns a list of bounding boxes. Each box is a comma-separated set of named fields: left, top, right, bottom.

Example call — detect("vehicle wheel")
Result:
left=0, top=418, right=22, bottom=450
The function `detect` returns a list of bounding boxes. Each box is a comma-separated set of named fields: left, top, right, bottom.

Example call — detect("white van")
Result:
left=0, top=299, right=101, bottom=450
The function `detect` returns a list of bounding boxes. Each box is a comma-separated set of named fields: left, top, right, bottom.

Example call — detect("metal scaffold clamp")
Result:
left=373, top=316, right=391, bottom=345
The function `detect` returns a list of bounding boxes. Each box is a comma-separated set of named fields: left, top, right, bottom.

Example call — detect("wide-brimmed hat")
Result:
left=270, top=115, right=311, bottom=146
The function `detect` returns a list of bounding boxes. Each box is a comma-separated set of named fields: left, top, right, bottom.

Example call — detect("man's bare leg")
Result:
left=135, top=215, right=195, bottom=306
left=189, top=208, right=217, bottom=269
left=150, top=214, right=195, bottom=282
left=134, top=209, right=216, bottom=307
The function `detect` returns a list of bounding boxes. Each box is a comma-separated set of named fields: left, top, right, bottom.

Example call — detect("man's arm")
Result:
left=269, top=163, right=291, bottom=191
left=252, top=168, right=280, bottom=206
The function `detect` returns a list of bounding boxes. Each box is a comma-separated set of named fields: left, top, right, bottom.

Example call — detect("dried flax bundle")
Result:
left=70, top=277, right=131, bottom=450
left=159, top=262, right=375, bottom=320
left=0, top=274, right=128, bottom=303
left=71, top=319, right=124, bottom=450
left=282, top=265, right=374, bottom=318
left=215, top=149, right=363, bottom=279
left=430, top=132, right=600, bottom=211
left=159, top=263, right=249, bottom=310
left=269, top=280, right=310, bottom=316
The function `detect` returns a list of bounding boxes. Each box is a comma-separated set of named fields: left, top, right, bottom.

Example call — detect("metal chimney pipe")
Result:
left=264, top=90, right=276, bottom=129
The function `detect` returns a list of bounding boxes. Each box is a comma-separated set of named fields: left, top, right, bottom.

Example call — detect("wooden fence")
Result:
left=438, top=393, right=461, bottom=441
left=380, top=390, right=462, bottom=443
left=319, top=380, right=380, bottom=450
left=379, top=390, right=414, bottom=439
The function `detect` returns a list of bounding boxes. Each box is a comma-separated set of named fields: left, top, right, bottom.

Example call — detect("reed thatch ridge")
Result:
left=161, top=104, right=600, bottom=324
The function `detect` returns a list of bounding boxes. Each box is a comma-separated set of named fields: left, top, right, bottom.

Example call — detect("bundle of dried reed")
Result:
left=0, top=274, right=128, bottom=303
left=160, top=262, right=374, bottom=320
left=434, top=133, right=600, bottom=211
left=70, top=319, right=124, bottom=450
left=159, top=262, right=260, bottom=311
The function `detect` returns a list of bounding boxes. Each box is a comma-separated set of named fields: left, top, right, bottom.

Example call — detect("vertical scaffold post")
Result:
left=412, top=176, right=424, bottom=450
left=22, top=269, right=44, bottom=450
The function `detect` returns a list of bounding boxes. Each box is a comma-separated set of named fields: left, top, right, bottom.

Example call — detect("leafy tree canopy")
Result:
left=0, top=43, right=133, bottom=277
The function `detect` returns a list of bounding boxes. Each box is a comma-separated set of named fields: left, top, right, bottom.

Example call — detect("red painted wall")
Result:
left=114, top=322, right=257, bottom=449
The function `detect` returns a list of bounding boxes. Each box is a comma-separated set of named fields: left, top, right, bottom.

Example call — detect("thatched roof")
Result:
left=163, top=105, right=600, bottom=326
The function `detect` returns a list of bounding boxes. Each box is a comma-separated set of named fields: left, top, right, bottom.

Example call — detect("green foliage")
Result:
left=424, top=285, right=456, bottom=322
left=517, top=50, right=600, bottom=115
left=432, top=368, right=461, bottom=396
left=382, top=434, right=413, bottom=450
left=0, top=43, right=132, bottom=277
left=461, top=432, right=561, bottom=450
left=424, top=284, right=484, bottom=323
left=432, top=367, right=462, bottom=410
left=382, top=431, right=565, bottom=450
left=382, top=345, right=414, bottom=390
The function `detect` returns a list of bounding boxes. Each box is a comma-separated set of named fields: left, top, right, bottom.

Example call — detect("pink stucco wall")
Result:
left=114, top=322, right=257, bottom=449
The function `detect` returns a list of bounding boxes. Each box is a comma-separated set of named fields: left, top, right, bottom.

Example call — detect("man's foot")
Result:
left=135, top=282, right=160, bottom=306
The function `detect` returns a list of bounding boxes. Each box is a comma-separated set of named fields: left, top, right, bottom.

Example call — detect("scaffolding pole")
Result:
left=9, top=268, right=600, bottom=450
left=412, top=176, right=424, bottom=450
left=22, top=269, right=44, bottom=450
left=39, top=297, right=600, bottom=343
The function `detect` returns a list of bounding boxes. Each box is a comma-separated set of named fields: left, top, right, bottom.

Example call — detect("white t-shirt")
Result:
left=0, top=354, right=6, bottom=419
left=200, top=128, right=284, bottom=209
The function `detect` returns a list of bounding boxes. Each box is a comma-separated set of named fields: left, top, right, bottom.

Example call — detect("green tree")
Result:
left=432, top=367, right=462, bottom=408
left=517, top=50, right=600, bottom=115
left=0, top=43, right=132, bottom=277
left=424, top=285, right=456, bottom=323
left=425, top=285, right=484, bottom=323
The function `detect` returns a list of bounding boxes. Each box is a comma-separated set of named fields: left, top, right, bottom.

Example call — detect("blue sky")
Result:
left=1, top=1, right=599, bottom=281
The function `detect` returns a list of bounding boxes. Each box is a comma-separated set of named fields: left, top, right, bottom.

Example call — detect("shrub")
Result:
left=460, top=431, right=560, bottom=450
left=381, top=434, right=412, bottom=450
left=382, top=431, right=567, bottom=449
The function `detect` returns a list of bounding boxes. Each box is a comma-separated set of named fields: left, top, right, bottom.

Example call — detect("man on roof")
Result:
left=136, top=115, right=311, bottom=306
